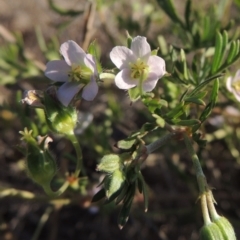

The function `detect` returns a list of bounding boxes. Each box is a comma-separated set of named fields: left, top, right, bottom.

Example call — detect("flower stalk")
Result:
left=67, top=134, right=84, bottom=177
left=183, top=133, right=208, bottom=194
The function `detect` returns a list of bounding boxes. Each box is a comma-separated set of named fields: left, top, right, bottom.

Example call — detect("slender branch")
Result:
left=183, top=133, right=208, bottom=194
left=146, top=132, right=175, bottom=154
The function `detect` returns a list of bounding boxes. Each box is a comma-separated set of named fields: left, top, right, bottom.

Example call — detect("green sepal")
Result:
left=152, top=114, right=165, bottom=128
left=87, top=41, right=102, bottom=73
left=128, top=87, right=141, bottom=102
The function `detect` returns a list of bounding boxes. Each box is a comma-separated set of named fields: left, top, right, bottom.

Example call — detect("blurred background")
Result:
left=0, top=0, right=240, bottom=239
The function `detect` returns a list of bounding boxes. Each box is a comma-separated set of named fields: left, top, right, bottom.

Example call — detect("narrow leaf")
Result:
left=92, top=188, right=106, bottom=202
left=211, top=32, right=223, bottom=74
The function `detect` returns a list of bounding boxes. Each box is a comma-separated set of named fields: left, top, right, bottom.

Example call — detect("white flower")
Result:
left=226, top=70, right=240, bottom=102
left=110, top=36, right=166, bottom=92
left=45, top=40, right=98, bottom=106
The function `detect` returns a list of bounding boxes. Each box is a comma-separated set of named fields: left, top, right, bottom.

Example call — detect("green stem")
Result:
left=43, top=181, right=69, bottom=198
left=206, top=190, right=220, bottom=221
left=183, top=133, right=208, bottom=194
left=146, top=132, right=175, bottom=154
left=201, top=193, right=212, bottom=226
left=68, top=134, right=84, bottom=177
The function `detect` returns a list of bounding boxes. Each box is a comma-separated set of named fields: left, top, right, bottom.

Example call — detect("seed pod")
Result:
left=213, top=217, right=236, bottom=240
left=200, top=223, right=224, bottom=240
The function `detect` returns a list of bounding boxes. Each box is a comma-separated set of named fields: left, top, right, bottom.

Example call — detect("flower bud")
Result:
left=43, top=89, right=77, bottom=136
left=105, top=169, right=125, bottom=198
left=200, top=223, right=224, bottom=240
left=213, top=216, right=236, bottom=240
left=20, top=128, right=57, bottom=187
left=97, top=154, right=122, bottom=173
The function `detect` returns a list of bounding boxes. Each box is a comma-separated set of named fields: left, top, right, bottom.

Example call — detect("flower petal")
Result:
left=232, top=89, right=240, bottom=102
left=148, top=55, right=166, bottom=78
left=84, top=54, right=97, bottom=73
left=115, top=69, right=138, bottom=89
left=81, top=77, right=98, bottom=101
left=60, top=40, right=86, bottom=66
left=234, top=69, right=240, bottom=80
left=131, top=36, right=151, bottom=61
left=57, top=82, right=83, bottom=106
left=142, top=73, right=159, bottom=92
left=110, top=46, right=136, bottom=70
left=45, top=60, right=70, bottom=82
left=226, top=76, right=233, bottom=92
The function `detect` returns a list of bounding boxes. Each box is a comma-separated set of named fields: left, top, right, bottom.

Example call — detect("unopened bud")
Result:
left=213, top=216, right=236, bottom=240
left=97, top=154, right=122, bottom=173
left=43, top=89, right=77, bottom=136
left=20, top=128, right=57, bottom=187
left=200, top=223, right=224, bottom=240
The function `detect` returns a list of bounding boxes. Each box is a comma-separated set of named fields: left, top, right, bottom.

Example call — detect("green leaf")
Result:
left=116, top=136, right=137, bottom=150
left=226, top=41, right=237, bottom=64
left=211, top=32, right=223, bottom=74
left=48, top=0, right=83, bottom=16
left=92, top=188, right=106, bottom=202
left=184, top=0, right=191, bottom=29
left=190, top=74, right=222, bottom=96
left=156, top=0, right=184, bottom=28
left=199, top=78, right=219, bottom=122
left=185, top=96, right=206, bottom=105
left=171, top=119, right=201, bottom=126
left=165, top=102, right=185, bottom=119
left=152, top=114, right=165, bottom=128
left=118, top=200, right=133, bottom=229
left=138, top=173, right=148, bottom=212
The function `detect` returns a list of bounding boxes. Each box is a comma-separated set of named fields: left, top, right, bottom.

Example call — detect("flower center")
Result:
left=232, top=80, right=240, bottom=91
left=129, top=58, right=149, bottom=80
left=68, top=64, right=92, bottom=84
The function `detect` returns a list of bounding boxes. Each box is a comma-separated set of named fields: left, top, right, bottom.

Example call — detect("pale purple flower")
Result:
left=226, top=70, right=240, bottom=102
left=45, top=40, right=98, bottom=106
left=110, top=36, right=166, bottom=92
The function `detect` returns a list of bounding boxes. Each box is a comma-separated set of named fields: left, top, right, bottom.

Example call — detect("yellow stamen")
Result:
left=68, top=64, right=92, bottom=84
left=232, top=80, right=240, bottom=91
left=129, top=58, right=149, bottom=80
